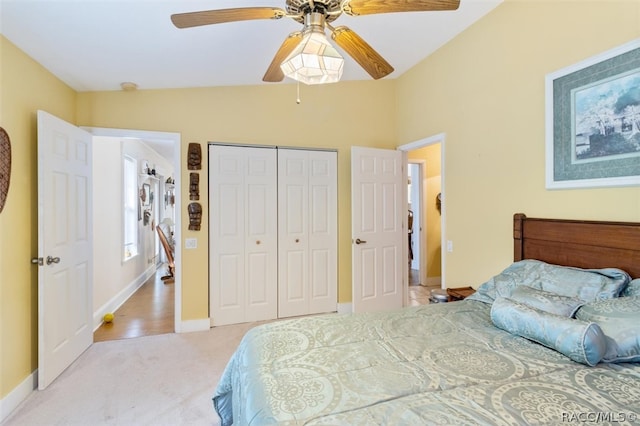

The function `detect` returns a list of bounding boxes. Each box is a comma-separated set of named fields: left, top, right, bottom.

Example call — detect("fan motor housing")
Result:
left=286, top=0, right=342, bottom=23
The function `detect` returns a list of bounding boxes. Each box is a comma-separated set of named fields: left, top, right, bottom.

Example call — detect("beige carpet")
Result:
left=3, top=322, right=265, bottom=426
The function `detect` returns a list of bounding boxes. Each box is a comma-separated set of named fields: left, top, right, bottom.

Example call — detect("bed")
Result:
left=213, top=213, right=640, bottom=425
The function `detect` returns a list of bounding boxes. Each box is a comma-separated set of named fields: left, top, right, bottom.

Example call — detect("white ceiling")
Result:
left=1, top=0, right=502, bottom=92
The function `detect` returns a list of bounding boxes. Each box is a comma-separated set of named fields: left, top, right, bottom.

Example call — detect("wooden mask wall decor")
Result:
left=187, top=143, right=202, bottom=170
left=188, top=202, right=202, bottom=231
left=0, top=127, right=11, bottom=214
left=189, top=172, right=200, bottom=200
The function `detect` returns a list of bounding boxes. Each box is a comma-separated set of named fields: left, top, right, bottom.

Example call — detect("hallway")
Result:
left=408, top=269, right=440, bottom=306
left=93, top=266, right=174, bottom=342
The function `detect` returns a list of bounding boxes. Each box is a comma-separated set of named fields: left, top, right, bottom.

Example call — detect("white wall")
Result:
left=92, top=136, right=174, bottom=326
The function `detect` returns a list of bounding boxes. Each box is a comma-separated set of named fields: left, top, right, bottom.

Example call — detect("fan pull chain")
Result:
left=296, top=81, right=301, bottom=105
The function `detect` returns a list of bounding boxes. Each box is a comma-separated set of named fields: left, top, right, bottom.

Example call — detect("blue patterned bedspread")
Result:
left=213, top=301, right=640, bottom=425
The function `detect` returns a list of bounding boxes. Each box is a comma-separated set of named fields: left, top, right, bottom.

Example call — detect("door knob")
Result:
left=46, top=256, right=60, bottom=265
left=355, top=238, right=367, bottom=245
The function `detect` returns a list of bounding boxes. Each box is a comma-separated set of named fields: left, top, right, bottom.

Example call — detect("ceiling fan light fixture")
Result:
left=120, top=82, right=138, bottom=91
left=280, top=13, right=344, bottom=85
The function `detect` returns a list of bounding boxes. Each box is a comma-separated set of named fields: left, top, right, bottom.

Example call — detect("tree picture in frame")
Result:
left=545, top=38, right=640, bottom=189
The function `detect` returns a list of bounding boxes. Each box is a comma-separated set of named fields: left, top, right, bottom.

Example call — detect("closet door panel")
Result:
left=279, top=149, right=337, bottom=318
left=210, top=145, right=277, bottom=326
left=282, top=182, right=306, bottom=305
left=210, top=153, right=246, bottom=325
left=307, top=151, right=337, bottom=314
left=286, top=250, right=305, bottom=300
left=245, top=149, right=278, bottom=321
left=246, top=252, right=271, bottom=321
left=310, top=185, right=329, bottom=232
left=285, top=185, right=305, bottom=234
left=219, top=184, right=241, bottom=236
left=219, top=254, right=242, bottom=308
left=278, top=150, right=309, bottom=318
left=311, top=249, right=330, bottom=298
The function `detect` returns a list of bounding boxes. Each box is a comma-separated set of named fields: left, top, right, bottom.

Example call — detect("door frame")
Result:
left=82, top=126, right=183, bottom=331
left=398, top=132, right=446, bottom=289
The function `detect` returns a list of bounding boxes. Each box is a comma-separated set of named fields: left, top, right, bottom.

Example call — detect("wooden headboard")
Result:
left=513, top=213, right=640, bottom=279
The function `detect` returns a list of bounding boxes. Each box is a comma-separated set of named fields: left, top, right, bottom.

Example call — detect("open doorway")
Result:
left=399, top=133, right=445, bottom=291
left=83, top=127, right=181, bottom=341
left=407, top=162, right=423, bottom=285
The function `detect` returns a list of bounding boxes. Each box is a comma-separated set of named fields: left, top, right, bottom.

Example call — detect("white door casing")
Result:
left=351, top=146, right=404, bottom=313
left=278, top=149, right=337, bottom=318
left=209, top=145, right=278, bottom=326
left=82, top=126, right=182, bottom=332
left=37, top=110, right=93, bottom=389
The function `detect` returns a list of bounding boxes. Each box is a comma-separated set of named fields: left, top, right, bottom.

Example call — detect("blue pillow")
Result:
left=509, top=285, right=585, bottom=317
left=468, top=260, right=630, bottom=304
left=491, top=296, right=606, bottom=366
left=621, top=278, right=640, bottom=297
left=575, top=296, right=640, bottom=363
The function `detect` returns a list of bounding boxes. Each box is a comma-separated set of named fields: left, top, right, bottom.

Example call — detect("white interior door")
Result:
left=351, top=146, right=404, bottom=313
left=37, top=110, right=93, bottom=389
left=209, top=145, right=277, bottom=326
left=278, top=149, right=337, bottom=318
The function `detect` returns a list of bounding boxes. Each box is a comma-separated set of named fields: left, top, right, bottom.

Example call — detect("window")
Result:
left=123, top=155, right=139, bottom=260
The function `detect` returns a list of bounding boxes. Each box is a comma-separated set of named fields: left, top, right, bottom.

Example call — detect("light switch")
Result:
left=185, top=238, right=197, bottom=249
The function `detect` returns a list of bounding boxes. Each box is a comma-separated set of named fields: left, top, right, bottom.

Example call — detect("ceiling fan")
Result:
left=171, top=0, right=460, bottom=84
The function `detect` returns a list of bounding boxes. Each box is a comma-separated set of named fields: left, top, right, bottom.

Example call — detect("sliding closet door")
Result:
left=209, top=145, right=277, bottom=326
left=278, top=149, right=337, bottom=318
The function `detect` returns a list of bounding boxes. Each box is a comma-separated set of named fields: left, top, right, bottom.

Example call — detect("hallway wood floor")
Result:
left=408, top=269, right=440, bottom=306
left=93, top=265, right=174, bottom=342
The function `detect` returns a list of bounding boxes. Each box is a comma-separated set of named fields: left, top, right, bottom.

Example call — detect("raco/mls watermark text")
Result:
left=562, top=412, right=638, bottom=423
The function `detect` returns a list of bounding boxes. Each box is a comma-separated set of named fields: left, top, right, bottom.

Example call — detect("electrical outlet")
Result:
left=446, top=240, right=453, bottom=252
left=185, top=238, right=197, bottom=249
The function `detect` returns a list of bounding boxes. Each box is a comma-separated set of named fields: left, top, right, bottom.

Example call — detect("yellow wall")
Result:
left=76, top=82, right=398, bottom=318
left=0, top=36, right=77, bottom=398
left=397, top=0, right=640, bottom=288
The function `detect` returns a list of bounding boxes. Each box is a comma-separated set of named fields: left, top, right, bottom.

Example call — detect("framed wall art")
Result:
left=545, top=38, right=640, bottom=189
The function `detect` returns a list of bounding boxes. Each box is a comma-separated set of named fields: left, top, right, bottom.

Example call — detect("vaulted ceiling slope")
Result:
left=1, top=0, right=502, bottom=92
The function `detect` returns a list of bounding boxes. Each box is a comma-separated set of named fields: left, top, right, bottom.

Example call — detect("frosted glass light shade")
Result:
left=280, top=30, right=344, bottom=85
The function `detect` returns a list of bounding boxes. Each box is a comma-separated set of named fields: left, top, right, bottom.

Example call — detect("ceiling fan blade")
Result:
left=171, top=7, right=287, bottom=29
left=331, top=26, right=394, bottom=80
left=341, top=0, right=460, bottom=16
left=263, top=32, right=303, bottom=82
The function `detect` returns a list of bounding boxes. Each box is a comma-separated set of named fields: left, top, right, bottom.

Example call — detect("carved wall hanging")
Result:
left=189, top=172, right=200, bottom=200
left=187, top=143, right=201, bottom=170
left=188, top=202, right=202, bottom=231
left=0, top=127, right=11, bottom=214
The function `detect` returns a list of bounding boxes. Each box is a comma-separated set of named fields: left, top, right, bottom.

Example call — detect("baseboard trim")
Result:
left=0, top=370, right=37, bottom=423
left=424, top=277, right=442, bottom=288
left=93, top=266, right=156, bottom=331
left=179, top=319, right=210, bottom=333
left=336, top=303, right=352, bottom=314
